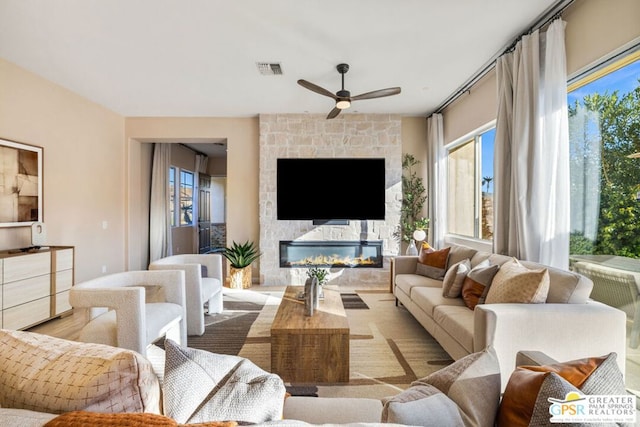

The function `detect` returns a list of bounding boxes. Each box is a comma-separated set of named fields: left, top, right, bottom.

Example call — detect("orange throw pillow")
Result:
left=415, top=247, right=451, bottom=279
left=497, top=353, right=626, bottom=426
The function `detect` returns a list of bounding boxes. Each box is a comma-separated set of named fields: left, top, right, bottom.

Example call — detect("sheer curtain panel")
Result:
left=150, top=143, right=172, bottom=262
left=493, top=19, right=570, bottom=269
left=427, top=113, right=446, bottom=249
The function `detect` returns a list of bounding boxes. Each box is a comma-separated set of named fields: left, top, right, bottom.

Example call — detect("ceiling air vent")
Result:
left=256, top=62, right=283, bottom=76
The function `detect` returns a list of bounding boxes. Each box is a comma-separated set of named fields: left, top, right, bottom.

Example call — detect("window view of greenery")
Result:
left=446, top=127, right=495, bottom=240
left=568, top=55, right=640, bottom=262
left=179, top=170, right=194, bottom=226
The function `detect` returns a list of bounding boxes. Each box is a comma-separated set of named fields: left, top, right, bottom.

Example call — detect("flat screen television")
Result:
left=277, top=158, right=386, bottom=220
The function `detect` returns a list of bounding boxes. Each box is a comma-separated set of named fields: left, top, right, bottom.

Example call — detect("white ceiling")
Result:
left=0, top=0, right=560, bottom=119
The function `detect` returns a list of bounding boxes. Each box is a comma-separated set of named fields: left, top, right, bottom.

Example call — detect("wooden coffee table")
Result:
left=270, top=286, right=350, bottom=383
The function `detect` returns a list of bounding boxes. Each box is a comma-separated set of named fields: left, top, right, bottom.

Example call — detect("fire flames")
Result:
left=288, top=254, right=378, bottom=267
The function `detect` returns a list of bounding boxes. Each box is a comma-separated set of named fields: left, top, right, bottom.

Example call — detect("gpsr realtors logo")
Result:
left=548, top=391, right=636, bottom=423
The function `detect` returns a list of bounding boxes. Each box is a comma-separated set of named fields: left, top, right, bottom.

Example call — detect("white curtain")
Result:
left=195, top=154, right=208, bottom=174
left=427, top=113, right=446, bottom=249
left=493, top=19, right=570, bottom=269
left=149, top=143, right=172, bottom=262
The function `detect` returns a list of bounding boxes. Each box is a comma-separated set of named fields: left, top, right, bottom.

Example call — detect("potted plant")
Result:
left=306, top=266, right=329, bottom=298
left=222, top=240, right=262, bottom=289
left=394, top=153, right=429, bottom=253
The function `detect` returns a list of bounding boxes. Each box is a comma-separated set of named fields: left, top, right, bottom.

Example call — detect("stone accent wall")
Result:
left=258, top=114, right=402, bottom=287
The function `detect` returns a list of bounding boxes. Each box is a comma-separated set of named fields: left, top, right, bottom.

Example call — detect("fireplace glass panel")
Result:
left=280, top=240, right=383, bottom=268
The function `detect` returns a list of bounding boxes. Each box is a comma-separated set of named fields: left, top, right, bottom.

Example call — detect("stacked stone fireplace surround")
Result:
left=259, top=114, right=402, bottom=287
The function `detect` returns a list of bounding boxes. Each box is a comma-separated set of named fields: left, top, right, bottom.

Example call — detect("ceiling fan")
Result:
left=297, top=63, right=401, bottom=119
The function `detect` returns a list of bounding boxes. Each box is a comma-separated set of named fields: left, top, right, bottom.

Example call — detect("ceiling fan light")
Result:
left=336, top=99, right=351, bottom=109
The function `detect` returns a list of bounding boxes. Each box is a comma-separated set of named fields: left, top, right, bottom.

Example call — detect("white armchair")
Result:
left=69, top=270, right=187, bottom=356
left=149, top=254, right=224, bottom=336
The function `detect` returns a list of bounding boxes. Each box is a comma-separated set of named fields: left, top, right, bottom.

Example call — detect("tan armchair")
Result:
left=573, top=261, right=640, bottom=348
left=149, top=254, right=223, bottom=336
left=69, top=270, right=187, bottom=356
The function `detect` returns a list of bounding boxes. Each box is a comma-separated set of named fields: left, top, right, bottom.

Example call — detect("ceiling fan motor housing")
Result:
left=337, top=63, right=349, bottom=74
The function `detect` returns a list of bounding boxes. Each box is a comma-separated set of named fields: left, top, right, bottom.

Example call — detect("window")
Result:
left=169, top=167, right=176, bottom=227
left=169, top=166, right=195, bottom=227
left=446, top=125, right=495, bottom=240
left=568, top=50, right=640, bottom=261
left=179, top=170, right=194, bottom=226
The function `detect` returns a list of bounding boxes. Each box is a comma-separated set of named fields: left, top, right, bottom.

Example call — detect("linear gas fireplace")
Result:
left=279, top=240, right=383, bottom=268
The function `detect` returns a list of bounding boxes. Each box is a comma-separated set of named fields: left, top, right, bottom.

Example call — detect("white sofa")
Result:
left=149, top=254, right=224, bottom=336
left=392, top=244, right=628, bottom=390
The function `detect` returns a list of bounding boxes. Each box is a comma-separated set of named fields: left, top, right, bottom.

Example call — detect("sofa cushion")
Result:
left=433, top=305, right=475, bottom=353
left=381, top=384, right=464, bottom=426
left=521, top=261, right=593, bottom=304
left=442, top=259, right=472, bottom=298
left=446, top=245, right=478, bottom=270
left=410, top=347, right=501, bottom=427
left=461, top=260, right=500, bottom=309
left=163, top=339, right=286, bottom=424
left=485, top=258, right=550, bottom=304
left=0, top=329, right=160, bottom=414
left=497, top=352, right=628, bottom=426
left=416, top=247, right=451, bottom=279
left=413, top=287, right=467, bottom=318
left=395, top=273, right=442, bottom=298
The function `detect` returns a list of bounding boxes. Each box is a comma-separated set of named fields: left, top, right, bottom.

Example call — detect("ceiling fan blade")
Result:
left=297, top=79, right=338, bottom=100
left=351, top=87, right=401, bottom=101
left=327, top=107, right=341, bottom=119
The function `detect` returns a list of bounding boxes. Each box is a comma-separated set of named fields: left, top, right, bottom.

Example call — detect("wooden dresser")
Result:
left=0, top=246, right=74, bottom=330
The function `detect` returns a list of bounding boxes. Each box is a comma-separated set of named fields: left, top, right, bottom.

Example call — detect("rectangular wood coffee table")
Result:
left=270, top=285, right=350, bottom=383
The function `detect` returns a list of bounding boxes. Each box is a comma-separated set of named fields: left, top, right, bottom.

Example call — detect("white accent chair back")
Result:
left=69, top=270, right=187, bottom=356
left=149, top=254, right=224, bottom=336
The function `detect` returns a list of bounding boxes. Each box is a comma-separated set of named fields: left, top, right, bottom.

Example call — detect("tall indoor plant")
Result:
left=395, top=153, right=429, bottom=252
left=222, top=240, right=262, bottom=289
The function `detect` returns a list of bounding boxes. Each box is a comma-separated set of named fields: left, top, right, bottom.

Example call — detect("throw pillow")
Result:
left=460, top=260, right=500, bottom=309
left=163, top=339, right=286, bottom=424
left=410, top=346, right=501, bottom=427
left=44, top=411, right=238, bottom=427
left=381, top=385, right=464, bottom=427
left=485, top=258, right=550, bottom=304
left=446, top=245, right=478, bottom=270
left=497, top=353, right=627, bottom=427
left=0, top=329, right=160, bottom=414
left=416, top=247, right=451, bottom=280
left=442, top=259, right=472, bottom=298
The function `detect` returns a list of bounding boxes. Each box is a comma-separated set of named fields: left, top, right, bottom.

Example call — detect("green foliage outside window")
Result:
left=569, top=79, right=640, bottom=258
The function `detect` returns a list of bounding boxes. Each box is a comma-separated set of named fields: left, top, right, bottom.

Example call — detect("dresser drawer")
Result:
left=3, top=275, right=51, bottom=309
left=4, top=252, right=50, bottom=283
left=3, top=297, right=51, bottom=330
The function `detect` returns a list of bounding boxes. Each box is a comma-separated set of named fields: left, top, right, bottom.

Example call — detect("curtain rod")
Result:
left=430, top=0, right=575, bottom=116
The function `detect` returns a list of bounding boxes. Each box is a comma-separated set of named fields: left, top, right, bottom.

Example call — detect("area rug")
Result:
left=185, top=288, right=453, bottom=399
left=235, top=289, right=454, bottom=399
left=340, top=293, right=369, bottom=309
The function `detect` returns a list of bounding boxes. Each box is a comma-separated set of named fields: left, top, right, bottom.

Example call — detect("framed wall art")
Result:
left=0, top=138, right=43, bottom=227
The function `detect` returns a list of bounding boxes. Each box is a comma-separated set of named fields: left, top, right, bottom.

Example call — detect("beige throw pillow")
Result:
left=0, top=329, right=160, bottom=414
left=382, top=347, right=501, bottom=427
left=163, top=339, right=286, bottom=424
left=442, top=259, right=472, bottom=298
left=485, top=258, right=550, bottom=304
